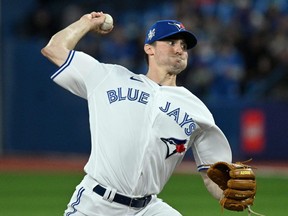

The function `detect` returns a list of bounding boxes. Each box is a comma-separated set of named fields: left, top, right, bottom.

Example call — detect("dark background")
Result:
left=1, top=0, right=288, bottom=161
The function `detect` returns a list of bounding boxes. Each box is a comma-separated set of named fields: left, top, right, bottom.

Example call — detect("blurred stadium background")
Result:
left=0, top=0, right=288, bottom=215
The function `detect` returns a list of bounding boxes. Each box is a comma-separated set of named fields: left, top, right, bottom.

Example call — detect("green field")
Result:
left=0, top=171, right=287, bottom=216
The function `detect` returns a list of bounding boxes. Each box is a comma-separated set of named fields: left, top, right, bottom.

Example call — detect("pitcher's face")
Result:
left=153, top=39, right=188, bottom=75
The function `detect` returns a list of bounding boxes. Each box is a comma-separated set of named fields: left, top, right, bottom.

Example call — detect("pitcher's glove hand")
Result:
left=207, top=161, right=256, bottom=211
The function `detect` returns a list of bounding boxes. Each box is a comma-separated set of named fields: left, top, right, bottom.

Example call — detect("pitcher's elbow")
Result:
left=41, top=45, right=52, bottom=58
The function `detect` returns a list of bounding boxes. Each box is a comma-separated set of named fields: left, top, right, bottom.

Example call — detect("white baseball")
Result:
left=100, top=14, right=113, bottom=31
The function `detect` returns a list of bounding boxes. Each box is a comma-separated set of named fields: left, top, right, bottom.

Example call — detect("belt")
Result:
left=93, top=184, right=152, bottom=208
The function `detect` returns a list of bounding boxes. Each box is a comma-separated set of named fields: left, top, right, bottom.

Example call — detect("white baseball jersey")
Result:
left=52, top=50, right=232, bottom=197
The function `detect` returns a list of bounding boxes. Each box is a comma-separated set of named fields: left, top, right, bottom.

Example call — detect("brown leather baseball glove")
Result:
left=207, top=161, right=256, bottom=211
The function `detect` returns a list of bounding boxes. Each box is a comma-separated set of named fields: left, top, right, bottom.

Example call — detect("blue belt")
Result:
left=93, top=185, right=152, bottom=208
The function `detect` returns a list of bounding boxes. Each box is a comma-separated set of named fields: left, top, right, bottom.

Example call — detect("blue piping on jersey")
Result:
left=197, top=164, right=210, bottom=172
left=51, top=50, right=76, bottom=80
left=65, top=186, right=85, bottom=216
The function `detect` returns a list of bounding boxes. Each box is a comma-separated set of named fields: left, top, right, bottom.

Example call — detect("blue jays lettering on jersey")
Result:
left=107, top=87, right=150, bottom=104
left=159, top=101, right=196, bottom=136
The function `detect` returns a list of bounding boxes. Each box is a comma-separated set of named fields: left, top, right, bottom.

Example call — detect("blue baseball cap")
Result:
left=144, top=20, right=197, bottom=49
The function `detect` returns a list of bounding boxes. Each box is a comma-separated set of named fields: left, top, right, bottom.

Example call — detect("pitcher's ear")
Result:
left=144, top=44, right=154, bottom=55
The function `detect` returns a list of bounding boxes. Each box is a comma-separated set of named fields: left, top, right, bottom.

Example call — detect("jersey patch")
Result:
left=160, top=137, right=187, bottom=159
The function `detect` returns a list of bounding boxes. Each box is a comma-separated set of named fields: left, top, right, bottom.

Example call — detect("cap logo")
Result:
left=168, top=22, right=185, bottom=31
left=145, top=20, right=196, bottom=48
left=147, top=28, right=156, bottom=41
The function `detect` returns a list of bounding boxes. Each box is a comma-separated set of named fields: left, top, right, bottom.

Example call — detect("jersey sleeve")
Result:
left=51, top=50, right=112, bottom=99
left=191, top=125, right=232, bottom=171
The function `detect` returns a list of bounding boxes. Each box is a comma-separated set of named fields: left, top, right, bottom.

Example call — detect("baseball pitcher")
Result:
left=41, top=11, right=261, bottom=216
